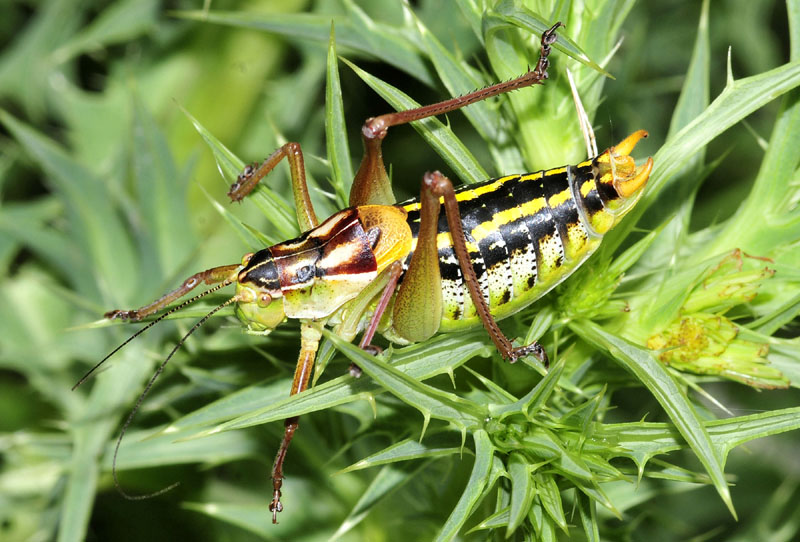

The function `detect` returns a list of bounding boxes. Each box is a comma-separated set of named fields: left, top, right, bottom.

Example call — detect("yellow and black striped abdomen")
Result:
left=401, top=158, right=629, bottom=332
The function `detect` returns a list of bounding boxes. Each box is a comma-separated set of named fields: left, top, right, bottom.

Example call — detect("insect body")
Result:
left=83, top=23, right=653, bottom=523
left=398, top=135, right=651, bottom=334
left=235, top=132, right=651, bottom=345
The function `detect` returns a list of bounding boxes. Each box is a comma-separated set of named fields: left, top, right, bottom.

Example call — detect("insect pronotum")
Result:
left=76, top=22, right=652, bottom=523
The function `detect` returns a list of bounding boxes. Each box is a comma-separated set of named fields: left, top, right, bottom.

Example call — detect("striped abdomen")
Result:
left=400, top=149, right=646, bottom=332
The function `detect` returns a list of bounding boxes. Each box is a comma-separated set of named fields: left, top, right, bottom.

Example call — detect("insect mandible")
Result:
left=76, top=22, right=653, bottom=524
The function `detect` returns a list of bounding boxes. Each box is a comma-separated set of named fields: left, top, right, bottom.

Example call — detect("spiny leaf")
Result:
left=572, top=320, right=736, bottom=518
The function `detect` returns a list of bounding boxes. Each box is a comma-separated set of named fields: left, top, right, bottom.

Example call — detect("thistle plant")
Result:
left=1, top=1, right=799, bottom=541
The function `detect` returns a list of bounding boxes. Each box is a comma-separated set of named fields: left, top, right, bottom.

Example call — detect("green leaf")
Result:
left=598, top=407, right=800, bottom=479
left=173, top=9, right=435, bottom=86
left=58, top=433, right=99, bottom=542
left=576, top=489, right=599, bottom=542
left=0, top=200, right=89, bottom=293
left=0, top=0, right=83, bottom=117
left=469, top=506, right=510, bottom=532
left=130, top=93, right=194, bottom=274
left=325, top=24, right=353, bottom=206
left=206, top=193, right=277, bottom=249
left=341, top=434, right=462, bottom=473
left=332, top=463, right=423, bottom=541
left=668, top=0, right=711, bottom=139
left=527, top=498, right=557, bottom=542
left=537, top=473, right=567, bottom=532
left=434, top=430, right=494, bottom=542
left=571, top=320, right=736, bottom=518
left=0, top=110, right=137, bottom=304
left=321, top=329, right=487, bottom=430
left=183, top=501, right=286, bottom=539
left=489, top=357, right=565, bottom=420
left=629, top=59, right=800, bottom=227
left=104, top=428, right=255, bottom=470
left=53, top=0, right=158, bottom=63
left=707, top=406, right=800, bottom=460
left=506, top=452, right=535, bottom=535
left=189, top=331, right=490, bottom=437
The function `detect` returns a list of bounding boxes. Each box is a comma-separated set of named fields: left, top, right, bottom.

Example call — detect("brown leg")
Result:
left=228, top=142, right=318, bottom=232
left=105, top=264, right=240, bottom=321
left=318, top=260, right=405, bottom=376
left=341, top=261, right=405, bottom=377
left=358, top=261, right=404, bottom=350
left=270, top=321, right=322, bottom=524
left=348, top=22, right=562, bottom=208
left=426, top=171, right=548, bottom=367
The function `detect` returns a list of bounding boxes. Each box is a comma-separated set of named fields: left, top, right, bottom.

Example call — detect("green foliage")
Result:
left=1, top=1, right=799, bottom=541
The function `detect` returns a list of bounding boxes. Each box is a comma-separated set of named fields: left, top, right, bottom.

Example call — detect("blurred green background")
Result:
left=1, top=1, right=799, bottom=541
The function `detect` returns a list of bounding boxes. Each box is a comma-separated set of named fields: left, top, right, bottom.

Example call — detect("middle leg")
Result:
left=426, top=171, right=548, bottom=366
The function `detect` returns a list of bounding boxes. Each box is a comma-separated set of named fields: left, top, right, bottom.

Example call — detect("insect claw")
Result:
left=509, top=342, right=549, bottom=369
left=104, top=309, right=139, bottom=321
left=363, top=345, right=383, bottom=356
left=543, top=24, right=562, bottom=45
left=348, top=363, right=364, bottom=378
left=349, top=343, right=383, bottom=378
left=269, top=490, right=283, bottom=524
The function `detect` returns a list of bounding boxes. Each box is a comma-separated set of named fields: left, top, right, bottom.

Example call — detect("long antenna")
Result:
left=113, top=293, right=241, bottom=500
left=73, top=280, right=233, bottom=391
